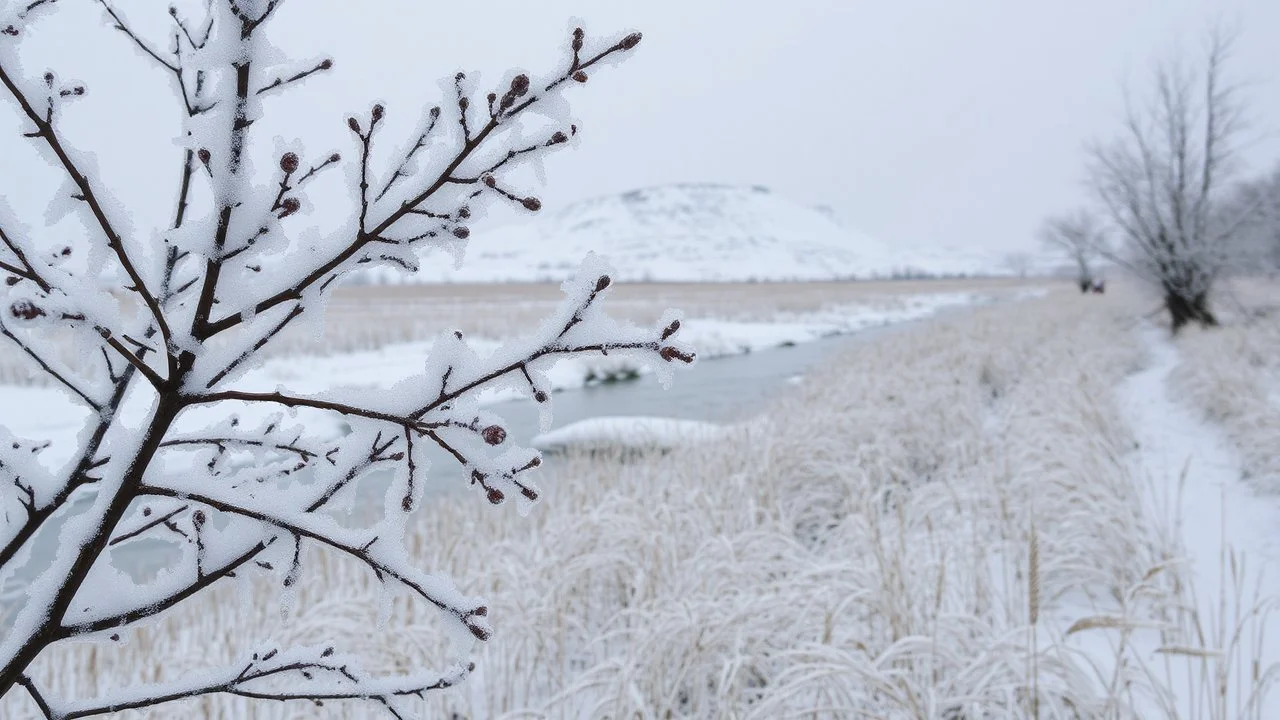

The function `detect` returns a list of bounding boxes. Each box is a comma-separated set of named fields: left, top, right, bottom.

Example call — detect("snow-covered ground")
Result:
left=357, top=184, right=1020, bottom=284
left=531, top=416, right=731, bottom=454
left=12, top=288, right=1280, bottom=719
left=1053, top=324, right=1280, bottom=718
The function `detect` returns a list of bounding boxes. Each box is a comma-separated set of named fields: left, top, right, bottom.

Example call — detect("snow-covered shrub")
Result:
left=0, top=2, right=691, bottom=715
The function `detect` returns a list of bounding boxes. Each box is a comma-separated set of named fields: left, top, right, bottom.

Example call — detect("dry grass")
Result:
left=8, top=286, right=1257, bottom=719
left=1171, top=281, right=1280, bottom=496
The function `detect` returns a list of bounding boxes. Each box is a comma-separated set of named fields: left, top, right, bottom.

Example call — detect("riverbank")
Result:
left=11, top=286, right=1278, bottom=718
left=0, top=281, right=1041, bottom=469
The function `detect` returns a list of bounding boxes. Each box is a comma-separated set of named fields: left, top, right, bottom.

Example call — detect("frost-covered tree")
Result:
left=1039, top=210, right=1105, bottom=293
left=0, top=1, right=693, bottom=715
left=1087, top=28, right=1255, bottom=331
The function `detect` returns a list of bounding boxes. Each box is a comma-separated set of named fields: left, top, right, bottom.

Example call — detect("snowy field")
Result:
left=5, top=281, right=1280, bottom=718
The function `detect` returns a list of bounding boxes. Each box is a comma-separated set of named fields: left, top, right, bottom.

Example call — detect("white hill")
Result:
left=363, top=183, right=1011, bottom=283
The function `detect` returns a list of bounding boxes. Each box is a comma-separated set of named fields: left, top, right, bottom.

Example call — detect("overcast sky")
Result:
left=303, top=0, right=1280, bottom=254
left=6, top=1, right=1280, bottom=257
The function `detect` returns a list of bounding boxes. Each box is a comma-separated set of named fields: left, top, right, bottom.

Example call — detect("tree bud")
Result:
left=510, top=74, right=530, bottom=96
left=482, top=425, right=507, bottom=446
left=9, top=300, right=44, bottom=321
left=659, top=346, right=696, bottom=364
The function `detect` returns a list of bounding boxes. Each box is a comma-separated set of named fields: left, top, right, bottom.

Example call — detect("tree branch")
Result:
left=15, top=674, right=54, bottom=720
left=136, top=482, right=490, bottom=637
left=197, top=30, right=644, bottom=339
left=0, top=61, right=177, bottom=378
left=0, top=324, right=101, bottom=409
left=53, top=652, right=469, bottom=719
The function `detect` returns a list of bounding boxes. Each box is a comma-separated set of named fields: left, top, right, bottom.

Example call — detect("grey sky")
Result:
left=5, top=0, right=1279, bottom=258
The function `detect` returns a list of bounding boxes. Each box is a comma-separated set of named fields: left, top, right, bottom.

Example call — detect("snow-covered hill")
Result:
left=364, top=183, right=1011, bottom=283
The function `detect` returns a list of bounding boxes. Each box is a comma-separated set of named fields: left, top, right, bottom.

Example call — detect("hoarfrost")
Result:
left=0, top=4, right=680, bottom=713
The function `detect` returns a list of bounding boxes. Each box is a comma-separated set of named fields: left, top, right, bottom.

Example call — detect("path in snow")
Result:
left=1119, top=326, right=1280, bottom=717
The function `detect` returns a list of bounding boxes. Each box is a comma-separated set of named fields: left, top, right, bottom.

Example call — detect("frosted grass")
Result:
left=4, top=288, right=1274, bottom=718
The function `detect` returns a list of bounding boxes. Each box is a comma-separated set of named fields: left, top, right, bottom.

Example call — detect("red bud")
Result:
left=482, top=425, right=507, bottom=446
left=9, top=300, right=45, bottom=321
left=279, top=152, right=299, bottom=174
left=659, top=346, right=696, bottom=364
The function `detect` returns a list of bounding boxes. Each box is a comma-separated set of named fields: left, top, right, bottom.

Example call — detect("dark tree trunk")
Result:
left=1078, top=280, right=1091, bottom=293
left=1165, top=291, right=1218, bottom=332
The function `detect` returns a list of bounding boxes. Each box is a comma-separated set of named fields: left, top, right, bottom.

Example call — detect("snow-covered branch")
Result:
left=44, top=646, right=470, bottom=719
left=0, top=2, right=689, bottom=713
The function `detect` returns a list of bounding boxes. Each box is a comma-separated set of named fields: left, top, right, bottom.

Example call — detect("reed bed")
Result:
left=4, top=285, right=1270, bottom=718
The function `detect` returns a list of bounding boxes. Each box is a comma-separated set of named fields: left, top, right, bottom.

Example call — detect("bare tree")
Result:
left=1040, top=210, right=1105, bottom=292
left=1087, top=27, right=1255, bottom=331
left=0, top=1, right=692, bottom=716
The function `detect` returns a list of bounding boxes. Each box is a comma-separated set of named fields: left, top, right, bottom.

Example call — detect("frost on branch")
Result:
left=0, top=3, right=689, bottom=716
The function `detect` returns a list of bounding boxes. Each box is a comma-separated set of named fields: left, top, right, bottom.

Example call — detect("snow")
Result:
left=531, top=416, right=728, bottom=453
left=1072, top=325, right=1280, bottom=717
left=357, top=183, right=1018, bottom=284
